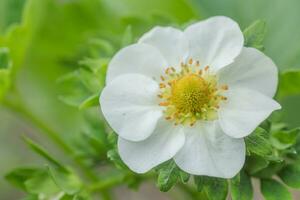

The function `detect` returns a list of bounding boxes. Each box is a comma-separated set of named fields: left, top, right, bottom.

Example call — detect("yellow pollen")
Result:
left=158, top=59, right=228, bottom=126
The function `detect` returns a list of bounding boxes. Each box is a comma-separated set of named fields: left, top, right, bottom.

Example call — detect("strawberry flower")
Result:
left=100, top=16, right=280, bottom=178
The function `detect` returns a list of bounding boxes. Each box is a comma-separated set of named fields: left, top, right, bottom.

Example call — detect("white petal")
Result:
left=174, top=121, right=245, bottom=178
left=106, top=43, right=167, bottom=84
left=184, top=16, right=244, bottom=71
left=118, top=119, right=185, bottom=173
left=219, top=87, right=281, bottom=138
left=139, top=26, right=189, bottom=68
left=218, top=47, right=278, bottom=97
left=100, top=74, right=162, bottom=141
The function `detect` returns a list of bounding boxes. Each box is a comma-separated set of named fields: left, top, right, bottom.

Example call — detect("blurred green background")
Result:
left=1, top=0, right=300, bottom=199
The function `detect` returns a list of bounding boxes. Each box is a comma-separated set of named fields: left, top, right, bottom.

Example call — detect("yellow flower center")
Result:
left=158, top=59, right=228, bottom=126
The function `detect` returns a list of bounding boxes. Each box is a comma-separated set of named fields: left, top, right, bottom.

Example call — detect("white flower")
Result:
left=100, top=16, right=281, bottom=178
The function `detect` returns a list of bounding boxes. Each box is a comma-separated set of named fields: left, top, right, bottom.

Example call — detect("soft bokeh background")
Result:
left=1, top=0, right=300, bottom=199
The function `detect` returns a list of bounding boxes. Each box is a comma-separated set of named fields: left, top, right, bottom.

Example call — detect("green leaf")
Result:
left=0, top=47, right=11, bottom=69
left=253, top=161, right=285, bottom=179
left=278, top=161, right=300, bottom=188
left=121, top=25, right=133, bottom=47
left=194, top=176, right=228, bottom=200
left=0, top=47, right=11, bottom=99
left=271, top=128, right=300, bottom=149
left=179, top=170, right=190, bottom=183
left=23, top=136, right=67, bottom=171
left=245, top=128, right=272, bottom=158
left=107, top=149, right=128, bottom=170
left=47, top=166, right=82, bottom=195
left=261, top=179, right=292, bottom=200
left=243, top=20, right=266, bottom=51
left=245, top=155, right=269, bottom=175
left=230, top=171, right=253, bottom=200
left=79, top=93, right=99, bottom=110
left=5, top=167, right=41, bottom=190
left=157, top=160, right=180, bottom=192
left=24, top=169, right=60, bottom=195
left=277, top=70, right=300, bottom=99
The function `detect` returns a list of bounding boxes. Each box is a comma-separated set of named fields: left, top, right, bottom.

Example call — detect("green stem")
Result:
left=1, top=98, right=97, bottom=181
left=2, top=99, right=72, bottom=153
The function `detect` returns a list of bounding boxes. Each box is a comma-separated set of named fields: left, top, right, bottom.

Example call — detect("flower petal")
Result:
left=139, top=26, right=189, bottom=68
left=100, top=74, right=162, bottom=141
left=174, top=121, right=245, bottom=178
left=184, top=16, right=244, bottom=71
left=219, top=87, right=281, bottom=138
left=106, top=43, right=167, bottom=84
left=218, top=47, right=278, bottom=97
left=118, top=119, right=185, bottom=173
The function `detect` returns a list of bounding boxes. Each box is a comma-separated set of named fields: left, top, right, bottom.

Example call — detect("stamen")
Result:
left=158, top=58, right=228, bottom=125
left=159, top=83, right=166, bottom=88
left=159, top=102, right=169, bottom=106
left=221, top=85, right=229, bottom=90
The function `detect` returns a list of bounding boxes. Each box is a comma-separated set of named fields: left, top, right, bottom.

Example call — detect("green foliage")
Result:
left=261, top=179, right=292, bottom=200
left=1, top=0, right=300, bottom=199
left=245, top=127, right=272, bottom=157
left=156, top=160, right=190, bottom=192
left=230, top=172, right=253, bottom=200
left=271, top=128, right=300, bottom=150
left=194, top=176, right=228, bottom=200
left=278, top=161, right=300, bottom=188
left=0, top=47, right=11, bottom=99
left=277, top=70, right=300, bottom=99
left=23, top=136, right=67, bottom=170
left=107, top=149, right=128, bottom=170
left=243, top=20, right=266, bottom=51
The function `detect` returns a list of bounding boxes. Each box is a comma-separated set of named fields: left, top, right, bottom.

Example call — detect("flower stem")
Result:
left=1, top=98, right=97, bottom=181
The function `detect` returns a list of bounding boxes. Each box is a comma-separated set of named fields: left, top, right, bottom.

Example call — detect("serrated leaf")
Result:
left=253, top=161, right=285, bottom=179
left=245, top=155, right=269, bottom=175
left=230, top=171, right=253, bottom=200
left=194, top=176, right=228, bottom=200
left=278, top=161, right=300, bottom=188
left=261, top=179, right=292, bottom=200
left=245, top=127, right=272, bottom=157
left=179, top=170, right=190, bottom=183
left=271, top=128, right=300, bottom=150
left=157, top=161, right=179, bottom=192
left=47, top=166, right=82, bottom=195
left=107, top=149, right=128, bottom=170
left=23, top=136, right=67, bottom=171
left=243, top=20, right=266, bottom=51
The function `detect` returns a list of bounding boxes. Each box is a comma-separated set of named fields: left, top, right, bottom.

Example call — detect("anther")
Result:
left=221, top=96, right=227, bottom=100
left=196, top=61, right=200, bottom=66
left=221, top=85, right=229, bottom=90
left=204, top=65, right=209, bottom=71
left=198, top=70, right=202, bottom=75
left=188, top=58, right=193, bottom=65
left=159, top=83, right=166, bottom=88
left=171, top=67, right=176, bottom=72
left=159, top=102, right=169, bottom=106
left=160, top=76, right=165, bottom=81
